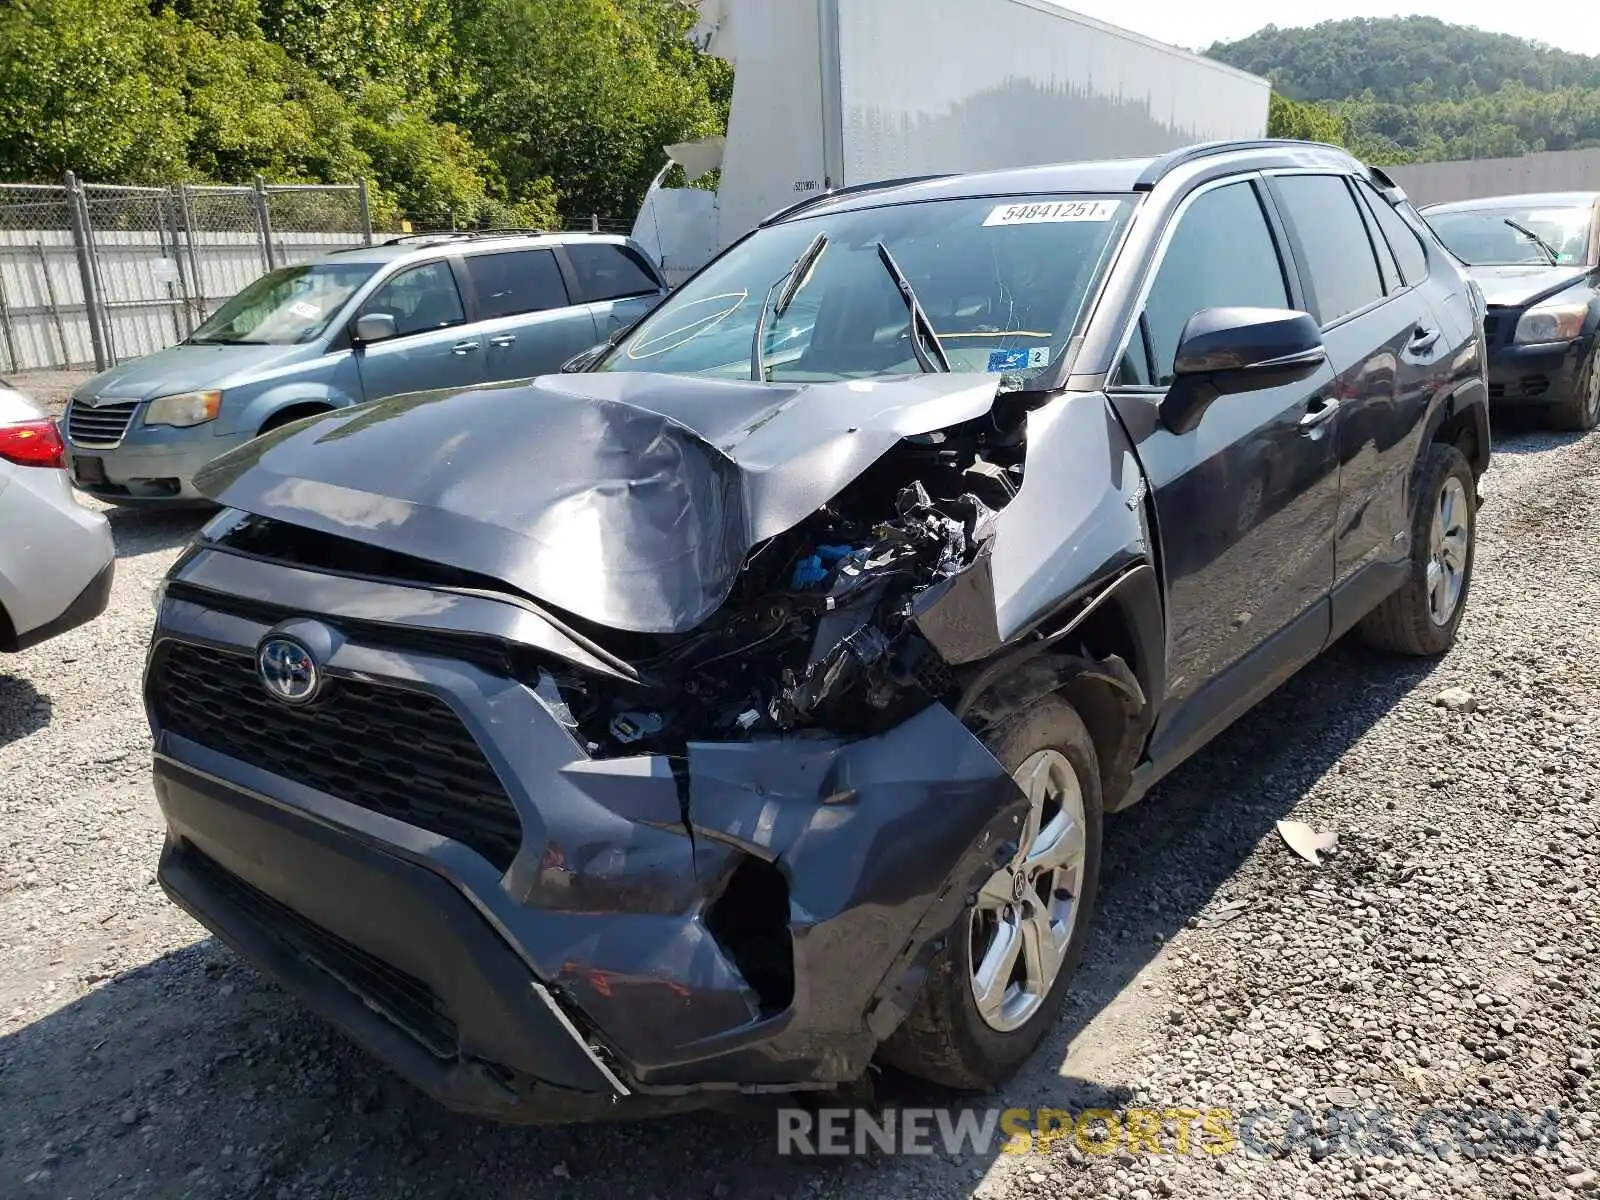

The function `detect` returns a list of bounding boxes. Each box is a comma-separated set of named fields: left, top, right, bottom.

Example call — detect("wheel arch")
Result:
left=954, top=563, right=1162, bottom=811
left=1425, top=380, right=1491, bottom=483
left=257, top=399, right=339, bottom=436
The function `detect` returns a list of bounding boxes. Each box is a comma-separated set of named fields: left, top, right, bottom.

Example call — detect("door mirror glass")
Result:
left=354, top=312, right=398, bottom=344
left=1162, top=307, right=1326, bottom=433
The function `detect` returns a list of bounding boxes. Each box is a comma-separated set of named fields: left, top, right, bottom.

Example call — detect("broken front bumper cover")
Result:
left=149, top=563, right=1025, bottom=1121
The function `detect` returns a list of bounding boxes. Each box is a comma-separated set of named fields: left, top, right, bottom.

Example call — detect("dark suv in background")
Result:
left=144, top=140, right=1488, bottom=1122
left=1422, top=192, right=1600, bottom=430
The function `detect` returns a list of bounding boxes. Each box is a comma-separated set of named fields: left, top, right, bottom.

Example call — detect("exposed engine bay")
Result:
left=543, top=418, right=1026, bottom=756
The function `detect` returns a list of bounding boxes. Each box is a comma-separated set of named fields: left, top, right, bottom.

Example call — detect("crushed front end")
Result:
left=144, top=374, right=1061, bottom=1121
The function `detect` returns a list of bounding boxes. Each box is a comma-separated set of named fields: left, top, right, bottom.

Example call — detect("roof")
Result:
left=776, top=140, right=1368, bottom=221
left=1422, top=192, right=1600, bottom=214
left=313, top=230, right=638, bottom=267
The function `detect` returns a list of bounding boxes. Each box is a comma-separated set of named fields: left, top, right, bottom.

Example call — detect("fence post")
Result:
left=357, top=178, right=374, bottom=245
left=156, top=190, right=192, bottom=341
left=254, top=175, right=277, bottom=271
left=64, top=171, right=109, bottom=372
left=0, top=274, right=17, bottom=374
left=176, top=185, right=207, bottom=322
left=34, top=242, right=67, bottom=365
left=590, top=214, right=600, bottom=233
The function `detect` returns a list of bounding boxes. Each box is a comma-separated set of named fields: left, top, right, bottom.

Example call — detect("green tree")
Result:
left=0, top=0, right=190, bottom=180
left=457, top=0, right=726, bottom=221
left=1267, top=93, right=1349, bottom=146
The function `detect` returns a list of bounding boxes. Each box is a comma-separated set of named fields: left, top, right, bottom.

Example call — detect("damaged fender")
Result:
left=910, top=390, right=1155, bottom=665
left=553, top=702, right=1026, bottom=1088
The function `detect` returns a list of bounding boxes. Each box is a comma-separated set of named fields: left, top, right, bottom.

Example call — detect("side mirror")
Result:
left=353, top=312, right=397, bottom=345
left=1160, top=307, right=1326, bottom=435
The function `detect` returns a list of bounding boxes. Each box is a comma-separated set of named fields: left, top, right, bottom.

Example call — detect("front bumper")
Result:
left=147, top=548, right=1023, bottom=1121
left=63, top=419, right=248, bottom=503
left=1485, top=338, right=1587, bottom=407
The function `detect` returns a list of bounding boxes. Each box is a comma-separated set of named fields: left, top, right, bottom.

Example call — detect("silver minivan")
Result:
left=62, top=231, right=669, bottom=504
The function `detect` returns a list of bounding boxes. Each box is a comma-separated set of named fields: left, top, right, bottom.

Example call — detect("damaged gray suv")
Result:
left=145, top=141, right=1489, bottom=1121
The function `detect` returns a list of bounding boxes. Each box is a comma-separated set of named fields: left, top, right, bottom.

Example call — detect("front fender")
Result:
left=219, top=359, right=363, bottom=438
left=910, top=391, right=1154, bottom=665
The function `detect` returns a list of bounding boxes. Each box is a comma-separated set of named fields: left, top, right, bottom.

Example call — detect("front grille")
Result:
left=152, top=641, right=524, bottom=871
left=185, top=848, right=459, bottom=1057
left=66, top=399, right=139, bottom=447
left=1488, top=375, right=1551, bottom=402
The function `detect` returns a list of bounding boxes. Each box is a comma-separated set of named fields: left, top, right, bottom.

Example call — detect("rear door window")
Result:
left=464, top=249, right=570, bottom=320
left=566, top=243, right=663, bottom=302
left=1272, top=174, right=1387, bottom=326
left=1355, top=180, right=1431, bottom=285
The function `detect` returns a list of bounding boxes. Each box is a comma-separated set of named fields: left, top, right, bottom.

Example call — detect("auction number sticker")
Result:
left=983, top=200, right=1119, bottom=226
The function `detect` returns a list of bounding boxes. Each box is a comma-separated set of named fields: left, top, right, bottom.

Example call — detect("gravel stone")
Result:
left=2, top=386, right=1598, bottom=1199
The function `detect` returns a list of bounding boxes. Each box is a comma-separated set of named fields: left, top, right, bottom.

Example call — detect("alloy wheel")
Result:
left=969, top=749, right=1088, bottom=1032
left=1426, top=476, right=1469, bottom=626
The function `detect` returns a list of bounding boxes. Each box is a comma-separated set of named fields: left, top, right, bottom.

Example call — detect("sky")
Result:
left=1057, top=0, right=1600, bottom=58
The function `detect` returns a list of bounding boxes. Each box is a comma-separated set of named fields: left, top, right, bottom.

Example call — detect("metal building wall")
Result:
left=1388, top=149, right=1600, bottom=208
left=837, top=0, right=1271, bottom=183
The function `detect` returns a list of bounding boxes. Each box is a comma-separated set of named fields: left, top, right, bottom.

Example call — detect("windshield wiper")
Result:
left=1503, top=218, right=1560, bottom=265
left=875, top=241, right=950, bottom=373
left=750, top=231, right=829, bottom=382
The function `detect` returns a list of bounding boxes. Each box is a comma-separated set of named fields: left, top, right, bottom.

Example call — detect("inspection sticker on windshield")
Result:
left=983, top=200, right=1118, bottom=226
left=987, top=346, right=1050, bottom=373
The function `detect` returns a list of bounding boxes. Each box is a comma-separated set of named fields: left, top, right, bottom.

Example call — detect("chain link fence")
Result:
left=0, top=174, right=372, bottom=373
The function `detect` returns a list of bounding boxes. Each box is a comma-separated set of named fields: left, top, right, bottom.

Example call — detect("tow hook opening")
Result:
left=706, top=856, right=795, bottom=1017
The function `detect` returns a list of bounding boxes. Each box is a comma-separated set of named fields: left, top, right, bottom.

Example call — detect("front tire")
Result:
left=878, top=697, right=1103, bottom=1090
left=1549, top=344, right=1600, bottom=432
left=1358, top=442, right=1476, bottom=656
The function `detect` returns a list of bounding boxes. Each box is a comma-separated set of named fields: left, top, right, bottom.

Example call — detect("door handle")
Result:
left=452, top=340, right=481, bottom=356
left=488, top=334, right=517, bottom=348
left=1409, top=325, right=1440, bottom=352
left=1299, top=396, right=1341, bottom=431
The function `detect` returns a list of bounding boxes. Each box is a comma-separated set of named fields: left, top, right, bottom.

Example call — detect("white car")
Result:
left=1, top=381, right=115, bottom=651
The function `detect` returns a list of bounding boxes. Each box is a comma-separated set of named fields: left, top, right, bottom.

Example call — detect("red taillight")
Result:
left=0, top=419, right=67, bottom=469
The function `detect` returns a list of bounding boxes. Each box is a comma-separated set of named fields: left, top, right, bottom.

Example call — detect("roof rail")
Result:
left=379, top=228, right=550, bottom=247
left=1132, top=139, right=1350, bottom=191
left=758, top=174, right=958, bottom=227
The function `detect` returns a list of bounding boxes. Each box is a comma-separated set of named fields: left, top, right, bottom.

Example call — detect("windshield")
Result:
left=1425, top=205, right=1593, bottom=266
left=189, top=262, right=378, bottom=345
left=599, top=194, right=1135, bottom=384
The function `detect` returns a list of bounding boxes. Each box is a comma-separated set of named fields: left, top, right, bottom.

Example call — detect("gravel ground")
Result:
left=1, top=382, right=1597, bottom=1198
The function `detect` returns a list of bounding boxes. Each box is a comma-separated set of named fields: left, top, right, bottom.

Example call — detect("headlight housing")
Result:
left=1513, top=301, right=1588, bottom=345
left=145, top=389, right=222, bottom=428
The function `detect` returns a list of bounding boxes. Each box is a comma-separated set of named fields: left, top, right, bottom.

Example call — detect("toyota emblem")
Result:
left=258, top=637, right=320, bottom=705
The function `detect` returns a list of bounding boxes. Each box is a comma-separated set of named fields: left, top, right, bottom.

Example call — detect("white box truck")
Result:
left=634, top=0, right=1271, bottom=283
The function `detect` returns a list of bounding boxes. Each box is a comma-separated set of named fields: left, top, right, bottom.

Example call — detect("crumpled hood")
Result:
left=193, top=371, right=1001, bottom=634
left=1467, top=264, right=1592, bottom=309
left=76, top=343, right=308, bottom=402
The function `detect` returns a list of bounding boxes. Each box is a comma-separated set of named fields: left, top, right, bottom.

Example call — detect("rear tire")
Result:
left=1358, top=442, right=1476, bottom=656
left=1549, top=344, right=1600, bottom=432
left=877, top=696, right=1102, bottom=1090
